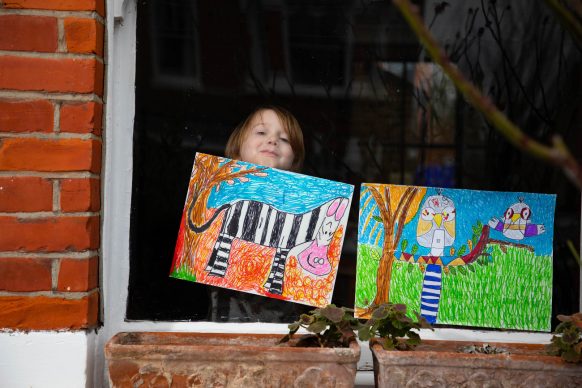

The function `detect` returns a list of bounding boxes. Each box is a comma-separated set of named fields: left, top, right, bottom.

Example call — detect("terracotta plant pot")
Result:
left=370, top=338, right=582, bottom=387
left=105, top=332, right=360, bottom=387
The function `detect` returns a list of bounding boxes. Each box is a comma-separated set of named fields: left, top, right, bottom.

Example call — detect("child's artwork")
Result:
left=171, top=153, right=354, bottom=307
left=355, top=184, right=556, bottom=332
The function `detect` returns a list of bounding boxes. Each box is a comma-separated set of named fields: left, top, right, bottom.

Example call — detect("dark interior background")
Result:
left=127, top=0, right=581, bottom=327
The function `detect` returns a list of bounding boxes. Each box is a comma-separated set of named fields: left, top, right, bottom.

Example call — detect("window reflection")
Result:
left=129, top=0, right=581, bottom=324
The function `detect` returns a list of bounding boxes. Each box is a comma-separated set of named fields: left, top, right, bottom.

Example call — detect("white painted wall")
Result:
left=0, top=331, right=96, bottom=388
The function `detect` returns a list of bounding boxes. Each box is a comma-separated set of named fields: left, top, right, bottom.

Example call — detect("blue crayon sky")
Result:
left=358, top=185, right=556, bottom=257
left=203, top=156, right=354, bottom=213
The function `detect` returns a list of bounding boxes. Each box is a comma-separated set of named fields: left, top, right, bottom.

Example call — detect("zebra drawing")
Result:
left=188, top=197, right=349, bottom=295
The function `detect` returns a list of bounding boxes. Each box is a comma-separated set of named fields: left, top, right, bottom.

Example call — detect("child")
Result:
left=209, top=105, right=310, bottom=322
left=225, top=105, right=305, bottom=172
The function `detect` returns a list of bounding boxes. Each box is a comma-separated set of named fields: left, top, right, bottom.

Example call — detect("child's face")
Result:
left=239, top=109, right=295, bottom=170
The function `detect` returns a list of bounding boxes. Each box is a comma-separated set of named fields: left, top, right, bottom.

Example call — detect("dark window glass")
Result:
left=128, top=0, right=581, bottom=326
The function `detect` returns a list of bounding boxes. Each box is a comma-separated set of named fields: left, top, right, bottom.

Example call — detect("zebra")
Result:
left=188, top=197, right=349, bottom=295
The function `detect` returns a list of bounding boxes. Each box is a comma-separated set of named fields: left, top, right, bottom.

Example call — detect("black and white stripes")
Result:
left=212, top=200, right=323, bottom=250
left=192, top=198, right=332, bottom=294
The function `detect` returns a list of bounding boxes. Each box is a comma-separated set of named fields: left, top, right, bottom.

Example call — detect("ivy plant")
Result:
left=546, top=312, right=582, bottom=363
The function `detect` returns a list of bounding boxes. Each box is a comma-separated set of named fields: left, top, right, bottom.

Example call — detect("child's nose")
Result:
left=267, top=135, right=278, bottom=145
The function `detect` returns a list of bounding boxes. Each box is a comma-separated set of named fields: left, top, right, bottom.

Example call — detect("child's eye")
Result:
left=280, top=137, right=289, bottom=143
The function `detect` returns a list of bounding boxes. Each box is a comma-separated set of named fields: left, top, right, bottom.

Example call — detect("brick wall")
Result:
left=0, top=0, right=104, bottom=330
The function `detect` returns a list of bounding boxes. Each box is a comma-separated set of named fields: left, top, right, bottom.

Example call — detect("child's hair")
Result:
left=225, top=105, right=305, bottom=172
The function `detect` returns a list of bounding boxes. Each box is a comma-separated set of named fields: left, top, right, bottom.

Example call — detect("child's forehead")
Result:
left=248, top=109, right=284, bottom=128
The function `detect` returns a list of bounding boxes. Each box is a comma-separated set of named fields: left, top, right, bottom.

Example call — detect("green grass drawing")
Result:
left=170, top=263, right=197, bottom=283
left=355, top=243, right=552, bottom=331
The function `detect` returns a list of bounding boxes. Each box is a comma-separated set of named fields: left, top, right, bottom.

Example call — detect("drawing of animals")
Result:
left=171, top=153, right=354, bottom=307
left=188, top=197, right=349, bottom=294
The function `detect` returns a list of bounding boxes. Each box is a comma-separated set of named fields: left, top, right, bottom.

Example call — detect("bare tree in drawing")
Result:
left=364, top=184, right=426, bottom=312
left=179, top=154, right=266, bottom=269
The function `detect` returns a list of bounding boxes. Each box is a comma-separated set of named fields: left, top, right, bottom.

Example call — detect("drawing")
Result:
left=171, top=153, right=354, bottom=307
left=355, top=183, right=555, bottom=332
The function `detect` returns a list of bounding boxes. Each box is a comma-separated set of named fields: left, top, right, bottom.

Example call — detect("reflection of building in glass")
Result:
left=131, top=0, right=581, bottom=322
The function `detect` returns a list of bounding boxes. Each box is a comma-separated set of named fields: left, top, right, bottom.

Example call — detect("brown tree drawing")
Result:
left=364, top=184, right=426, bottom=311
left=180, top=154, right=266, bottom=269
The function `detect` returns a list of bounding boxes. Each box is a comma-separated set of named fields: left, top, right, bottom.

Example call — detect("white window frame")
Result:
left=97, top=0, right=577, bottom=386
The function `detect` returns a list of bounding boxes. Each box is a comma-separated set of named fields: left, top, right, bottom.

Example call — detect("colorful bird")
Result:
left=488, top=197, right=545, bottom=240
left=417, top=190, right=456, bottom=257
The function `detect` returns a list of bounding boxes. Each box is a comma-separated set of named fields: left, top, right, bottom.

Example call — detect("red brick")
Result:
left=64, top=18, right=104, bottom=56
left=60, top=178, right=100, bottom=212
left=0, top=216, right=100, bottom=252
left=0, top=15, right=57, bottom=52
left=57, top=256, right=98, bottom=292
left=0, top=177, right=53, bottom=212
left=0, top=100, right=54, bottom=133
left=0, top=258, right=52, bottom=291
left=3, top=0, right=105, bottom=17
left=0, top=56, right=104, bottom=95
left=0, top=293, right=99, bottom=330
left=0, top=138, right=102, bottom=173
left=60, top=102, right=102, bottom=135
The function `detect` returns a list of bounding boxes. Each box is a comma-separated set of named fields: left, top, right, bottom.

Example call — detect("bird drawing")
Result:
left=416, top=190, right=456, bottom=257
left=488, top=198, right=545, bottom=240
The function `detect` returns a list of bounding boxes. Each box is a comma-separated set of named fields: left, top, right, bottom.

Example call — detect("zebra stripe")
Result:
left=204, top=199, right=338, bottom=295
left=286, top=214, right=303, bottom=248
left=235, top=201, right=250, bottom=238
left=254, top=204, right=270, bottom=244
left=296, top=212, right=312, bottom=243
left=261, top=207, right=275, bottom=245
left=305, top=207, right=320, bottom=241
left=241, top=201, right=261, bottom=241
left=278, top=213, right=295, bottom=248
left=269, top=211, right=286, bottom=247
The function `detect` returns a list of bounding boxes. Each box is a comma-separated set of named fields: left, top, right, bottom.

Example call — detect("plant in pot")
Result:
left=106, top=304, right=361, bottom=388
left=546, top=312, right=582, bottom=363
left=357, top=302, right=432, bottom=351
left=363, top=303, right=582, bottom=387
left=279, top=303, right=361, bottom=348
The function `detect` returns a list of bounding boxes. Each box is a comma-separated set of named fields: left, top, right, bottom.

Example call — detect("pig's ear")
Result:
left=327, top=198, right=341, bottom=217
left=335, top=198, right=348, bottom=221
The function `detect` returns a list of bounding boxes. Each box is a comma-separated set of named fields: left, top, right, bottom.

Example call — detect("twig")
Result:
left=392, top=0, right=582, bottom=189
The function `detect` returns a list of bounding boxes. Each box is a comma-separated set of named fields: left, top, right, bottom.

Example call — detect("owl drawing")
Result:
left=417, top=191, right=456, bottom=257
left=488, top=198, right=545, bottom=240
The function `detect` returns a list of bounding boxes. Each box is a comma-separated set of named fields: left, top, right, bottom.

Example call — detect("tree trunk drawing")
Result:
left=366, top=185, right=426, bottom=308
left=178, top=155, right=266, bottom=269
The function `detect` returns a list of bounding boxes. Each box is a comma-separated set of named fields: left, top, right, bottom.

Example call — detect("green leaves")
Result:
left=279, top=304, right=360, bottom=348
left=358, top=303, right=433, bottom=351
left=457, top=245, right=467, bottom=256
left=320, top=305, right=345, bottom=323
left=411, top=244, right=419, bottom=255
left=547, top=312, right=582, bottom=363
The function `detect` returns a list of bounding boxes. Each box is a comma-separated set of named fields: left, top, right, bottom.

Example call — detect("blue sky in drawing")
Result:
left=358, top=184, right=556, bottom=257
left=201, top=155, right=354, bottom=214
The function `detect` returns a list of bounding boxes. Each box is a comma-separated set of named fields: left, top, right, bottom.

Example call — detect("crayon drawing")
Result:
left=171, top=153, right=354, bottom=307
left=355, top=183, right=555, bottom=331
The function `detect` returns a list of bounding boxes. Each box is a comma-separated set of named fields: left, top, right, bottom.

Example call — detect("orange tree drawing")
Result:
left=179, top=154, right=266, bottom=269
left=364, top=184, right=426, bottom=311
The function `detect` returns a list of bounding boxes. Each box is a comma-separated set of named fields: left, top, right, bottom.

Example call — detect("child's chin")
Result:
left=255, top=158, right=289, bottom=170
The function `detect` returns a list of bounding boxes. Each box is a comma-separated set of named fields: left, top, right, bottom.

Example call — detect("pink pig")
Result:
left=297, top=197, right=349, bottom=276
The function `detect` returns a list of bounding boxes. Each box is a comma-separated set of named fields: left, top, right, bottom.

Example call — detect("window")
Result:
left=126, top=0, right=581, bottom=325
